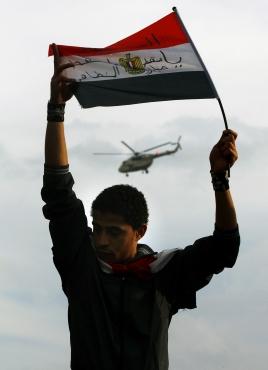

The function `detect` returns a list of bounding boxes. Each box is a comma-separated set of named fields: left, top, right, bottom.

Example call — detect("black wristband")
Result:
left=210, top=170, right=229, bottom=192
left=47, top=102, right=65, bottom=122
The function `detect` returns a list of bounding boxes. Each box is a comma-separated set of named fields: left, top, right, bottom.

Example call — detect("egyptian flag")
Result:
left=48, top=8, right=218, bottom=108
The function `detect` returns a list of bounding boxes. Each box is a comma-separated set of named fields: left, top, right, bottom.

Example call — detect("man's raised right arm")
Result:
left=41, top=45, right=91, bottom=268
left=45, top=43, right=74, bottom=168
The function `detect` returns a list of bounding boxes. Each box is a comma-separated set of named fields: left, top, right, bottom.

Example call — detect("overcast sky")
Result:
left=0, top=1, right=267, bottom=369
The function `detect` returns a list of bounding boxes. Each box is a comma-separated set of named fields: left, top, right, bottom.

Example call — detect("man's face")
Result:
left=92, top=210, right=147, bottom=263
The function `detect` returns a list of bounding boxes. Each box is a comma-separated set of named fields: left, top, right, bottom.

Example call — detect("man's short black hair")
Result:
left=91, top=184, right=149, bottom=229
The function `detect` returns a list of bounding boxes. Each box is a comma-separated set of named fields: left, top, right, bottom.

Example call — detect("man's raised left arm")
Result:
left=209, top=129, right=238, bottom=231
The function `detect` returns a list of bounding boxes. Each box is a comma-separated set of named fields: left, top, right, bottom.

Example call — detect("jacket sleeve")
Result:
left=41, top=167, right=93, bottom=278
left=181, top=226, right=240, bottom=289
left=163, top=227, right=240, bottom=312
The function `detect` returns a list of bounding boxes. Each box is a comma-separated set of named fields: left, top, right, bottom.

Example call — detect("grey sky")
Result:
left=0, top=1, right=267, bottom=369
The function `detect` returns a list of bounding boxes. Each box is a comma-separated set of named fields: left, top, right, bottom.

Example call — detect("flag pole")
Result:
left=217, top=97, right=231, bottom=176
left=217, top=97, right=229, bottom=130
left=172, top=6, right=231, bottom=176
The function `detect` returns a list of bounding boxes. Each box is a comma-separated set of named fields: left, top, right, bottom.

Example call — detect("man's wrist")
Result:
left=210, top=170, right=229, bottom=192
left=47, top=101, right=65, bottom=122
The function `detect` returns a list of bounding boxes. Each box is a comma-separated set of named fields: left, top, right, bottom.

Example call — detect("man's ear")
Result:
left=135, top=224, right=147, bottom=241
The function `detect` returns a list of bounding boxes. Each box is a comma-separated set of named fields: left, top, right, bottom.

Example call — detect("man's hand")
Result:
left=209, top=129, right=238, bottom=173
left=50, top=43, right=75, bottom=104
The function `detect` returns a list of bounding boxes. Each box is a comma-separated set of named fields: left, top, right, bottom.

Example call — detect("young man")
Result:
left=41, top=45, right=240, bottom=370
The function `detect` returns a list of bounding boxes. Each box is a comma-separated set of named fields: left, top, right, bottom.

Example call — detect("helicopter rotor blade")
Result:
left=121, top=141, right=138, bottom=155
left=93, top=153, right=129, bottom=155
left=93, top=136, right=182, bottom=156
left=141, top=141, right=175, bottom=153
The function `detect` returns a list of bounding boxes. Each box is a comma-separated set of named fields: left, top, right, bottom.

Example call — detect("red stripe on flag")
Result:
left=106, top=12, right=188, bottom=51
left=48, top=12, right=189, bottom=57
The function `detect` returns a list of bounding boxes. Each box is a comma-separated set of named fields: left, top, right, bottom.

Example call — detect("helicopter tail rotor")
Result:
left=176, top=136, right=182, bottom=150
left=168, top=136, right=182, bottom=150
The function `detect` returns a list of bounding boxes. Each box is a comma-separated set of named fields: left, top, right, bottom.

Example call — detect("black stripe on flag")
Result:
left=74, top=71, right=216, bottom=108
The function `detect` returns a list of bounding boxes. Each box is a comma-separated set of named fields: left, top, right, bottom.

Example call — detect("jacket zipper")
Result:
left=119, top=276, right=125, bottom=370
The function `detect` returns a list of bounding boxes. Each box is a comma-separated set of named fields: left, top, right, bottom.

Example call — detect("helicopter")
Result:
left=94, top=136, right=182, bottom=175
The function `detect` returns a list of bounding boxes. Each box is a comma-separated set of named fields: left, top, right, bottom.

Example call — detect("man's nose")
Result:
left=96, top=230, right=110, bottom=247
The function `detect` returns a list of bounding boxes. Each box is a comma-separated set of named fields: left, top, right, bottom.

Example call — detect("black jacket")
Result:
left=41, top=171, right=240, bottom=370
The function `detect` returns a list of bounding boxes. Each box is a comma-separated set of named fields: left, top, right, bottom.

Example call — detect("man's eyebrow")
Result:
left=92, top=222, right=124, bottom=230
left=107, top=226, right=124, bottom=230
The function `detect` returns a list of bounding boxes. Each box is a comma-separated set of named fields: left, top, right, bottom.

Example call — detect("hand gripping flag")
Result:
left=48, top=7, right=228, bottom=129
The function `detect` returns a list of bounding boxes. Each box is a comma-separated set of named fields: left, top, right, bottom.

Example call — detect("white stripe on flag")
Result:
left=62, top=44, right=203, bottom=83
